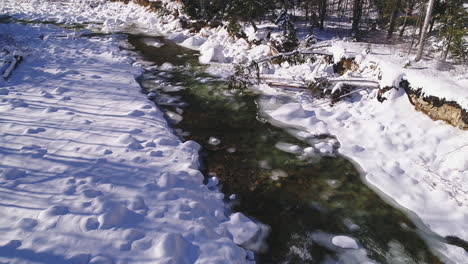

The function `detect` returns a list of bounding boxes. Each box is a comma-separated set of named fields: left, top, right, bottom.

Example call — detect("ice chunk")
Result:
left=270, top=169, right=288, bottom=181
left=207, top=176, right=220, bottom=188
left=159, top=62, right=174, bottom=71
left=223, top=212, right=260, bottom=246
left=208, top=137, right=221, bottom=146
left=331, top=235, right=359, bottom=249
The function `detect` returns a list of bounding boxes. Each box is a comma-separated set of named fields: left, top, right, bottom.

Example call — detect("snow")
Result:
left=309, top=231, right=375, bottom=263
left=222, top=213, right=260, bottom=246
left=258, top=84, right=468, bottom=260
left=331, top=236, right=359, bottom=249
left=329, top=41, right=468, bottom=110
left=0, top=0, right=181, bottom=35
left=208, top=137, right=221, bottom=146
left=0, top=22, right=255, bottom=263
left=248, top=37, right=467, bottom=262
left=1, top=0, right=467, bottom=262
left=180, top=35, right=207, bottom=49
left=329, top=43, right=351, bottom=63
left=199, top=44, right=226, bottom=64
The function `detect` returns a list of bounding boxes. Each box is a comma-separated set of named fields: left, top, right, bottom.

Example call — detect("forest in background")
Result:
left=179, top=0, right=467, bottom=62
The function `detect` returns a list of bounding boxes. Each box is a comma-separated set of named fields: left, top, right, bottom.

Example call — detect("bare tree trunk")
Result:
left=415, top=0, right=436, bottom=62
left=442, top=29, right=453, bottom=61
left=428, top=16, right=436, bottom=33
left=387, top=0, right=401, bottom=39
left=351, top=0, right=362, bottom=37
left=319, top=0, right=327, bottom=30
left=399, top=2, right=415, bottom=38
left=249, top=18, right=258, bottom=32
left=337, top=0, right=343, bottom=12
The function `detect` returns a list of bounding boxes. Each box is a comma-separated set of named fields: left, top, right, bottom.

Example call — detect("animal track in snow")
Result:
left=129, top=128, right=143, bottom=134
left=21, top=144, right=47, bottom=158
left=82, top=189, right=103, bottom=198
left=128, top=110, right=145, bottom=117
left=54, top=87, right=68, bottom=94
left=89, top=255, right=114, bottom=264
left=24, top=127, right=46, bottom=134
left=149, top=150, right=163, bottom=157
left=63, top=185, right=76, bottom=195
left=98, top=200, right=144, bottom=229
left=9, top=99, right=28, bottom=108
left=140, top=104, right=152, bottom=109
left=17, top=218, right=38, bottom=230
left=43, top=106, right=59, bottom=113
left=43, top=205, right=69, bottom=216
left=0, top=88, right=9, bottom=95
left=123, top=229, right=145, bottom=241
left=2, top=168, right=27, bottom=180
left=145, top=141, right=156, bottom=148
left=40, top=90, right=54, bottom=98
left=83, top=217, right=100, bottom=231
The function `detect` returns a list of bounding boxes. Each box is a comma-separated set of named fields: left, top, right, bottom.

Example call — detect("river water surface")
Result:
left=128, top=34, right=447, bottom=264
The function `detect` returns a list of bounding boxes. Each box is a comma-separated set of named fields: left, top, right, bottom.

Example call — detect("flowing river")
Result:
left=128, top=34, right=448, bottom=263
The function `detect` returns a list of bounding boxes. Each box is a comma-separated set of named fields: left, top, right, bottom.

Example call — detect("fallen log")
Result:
left=263, top=76, right=379, bottom=89
left=255, top=50, right=333, bottom=64
left=266, top=81, right=308, bottom=89
left=327, top=78, right=380, bottom=88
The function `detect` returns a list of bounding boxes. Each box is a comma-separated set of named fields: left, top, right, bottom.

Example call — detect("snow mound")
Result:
left=181, top=35, right=207, bottom=49
left=0, top=21, right=254, bottom=264
left=153, top=233, right=199, bottom=264
left=199, top=44, right=226, bottom=64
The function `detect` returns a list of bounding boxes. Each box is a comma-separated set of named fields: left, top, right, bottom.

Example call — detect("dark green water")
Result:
left=128, top=35, right=446, bottom=263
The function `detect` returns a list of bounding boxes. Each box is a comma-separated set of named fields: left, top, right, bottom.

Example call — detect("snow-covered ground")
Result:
left=0, top=20, right=258, bottom=264
left=327, top=41, right=468, bottom=110
left=257, top=82, right=468, bottom=262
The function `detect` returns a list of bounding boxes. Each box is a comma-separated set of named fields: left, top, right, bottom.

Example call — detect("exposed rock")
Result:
left=333, top=57, right=358, bottom=75
left=401, top=80, right=468, bottom=130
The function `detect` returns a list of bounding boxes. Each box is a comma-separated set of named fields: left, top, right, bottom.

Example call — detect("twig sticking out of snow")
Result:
left=307, top=87, right=370, bottom=107
left=1, top=51, right=22, bottom=80
left=3, top=56, right=17, bottom=79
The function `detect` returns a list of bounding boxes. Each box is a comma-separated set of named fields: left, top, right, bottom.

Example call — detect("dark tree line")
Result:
left=181, top=0, right=467, bottom=61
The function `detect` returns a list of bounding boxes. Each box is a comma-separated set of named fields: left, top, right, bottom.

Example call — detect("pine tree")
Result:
left=439, top=0, right=467, bottom=62
left=387, top=0, right=402, bottom=39
left=274, top=10, right=299, bottom=51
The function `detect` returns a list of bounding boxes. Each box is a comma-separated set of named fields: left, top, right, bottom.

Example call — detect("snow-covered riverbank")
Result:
left=257, top=83, right=468, bottom=262
left=0, top=21, right=258, bottom=263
